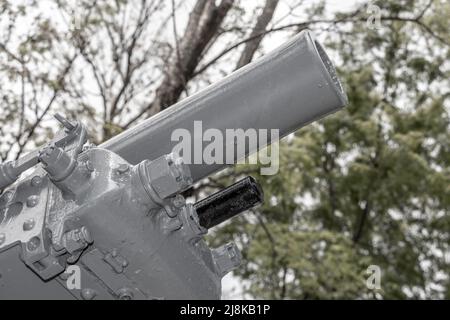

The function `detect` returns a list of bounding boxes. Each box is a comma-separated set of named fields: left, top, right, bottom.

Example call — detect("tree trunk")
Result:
left=151, top=0, right=235, bottom=113
left=235, top=0, right=279, bottom=70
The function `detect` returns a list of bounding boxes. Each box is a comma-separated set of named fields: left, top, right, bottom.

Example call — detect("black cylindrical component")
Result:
left=194, top=176, right=264, bottom=229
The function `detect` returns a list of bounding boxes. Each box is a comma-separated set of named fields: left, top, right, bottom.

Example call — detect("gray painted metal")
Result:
left=0, top=30, right=348, bottom=300
left=0, top=148, right=229, bottom=299
left=101, top=30, right=348, bottom=182
left=0, top=114, right=85, bottom=190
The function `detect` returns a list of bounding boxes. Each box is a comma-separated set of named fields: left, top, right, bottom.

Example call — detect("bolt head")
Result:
left=2, top=191, right=13, bottom=202
left=26, top=237, right=41, bottom=251
left=81, top=288, right=97, bottom=300
left=26, top=195, right=39, bottom=208
left=23, top=218, right=36, bottom=231
left=117, top=288, right=134, bottom=300
left=146, top=155, right=192, bottom=200
left=117, top=163, right=130, bottom=174
left=30, top=176, right=43, bottom=187
left=173, top=195, right=185, bottom=208
left=62, top=226, right=93, bottom=254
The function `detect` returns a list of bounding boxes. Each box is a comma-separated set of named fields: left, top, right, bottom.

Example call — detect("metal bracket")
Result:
left=80, top=248, right=147, bottom=300
left=0, top=114, right=87, bottom=191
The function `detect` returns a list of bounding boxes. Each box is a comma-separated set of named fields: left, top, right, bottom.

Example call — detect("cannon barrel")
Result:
left=100, top=30, right=348, bottom=183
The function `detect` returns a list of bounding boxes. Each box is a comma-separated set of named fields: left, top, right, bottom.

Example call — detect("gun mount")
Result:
left=0, top=30, right=347, bottom=300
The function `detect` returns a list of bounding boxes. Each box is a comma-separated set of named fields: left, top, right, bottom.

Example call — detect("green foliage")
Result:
left=212, top=0, right=450, bottom=299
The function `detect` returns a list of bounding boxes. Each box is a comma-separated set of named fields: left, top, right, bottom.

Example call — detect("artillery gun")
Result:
left=0, top=30, right=347, bottom=300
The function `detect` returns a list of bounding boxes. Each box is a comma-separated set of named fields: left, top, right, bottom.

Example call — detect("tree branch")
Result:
left=235, top=0, right=279, bottom=70
left=123, top=0, right=235, bottom=128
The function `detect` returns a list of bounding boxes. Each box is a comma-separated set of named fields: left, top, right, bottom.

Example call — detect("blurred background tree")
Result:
left=0, top=0, right=448, bottom=299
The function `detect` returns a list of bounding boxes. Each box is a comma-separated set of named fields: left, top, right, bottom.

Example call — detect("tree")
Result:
left=0, top=0, right=448, bottom=299
left=211, top=0, right=450, bottom=299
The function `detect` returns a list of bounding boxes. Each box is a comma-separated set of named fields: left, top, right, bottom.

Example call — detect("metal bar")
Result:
left=100, top=30, right=348, bottom=183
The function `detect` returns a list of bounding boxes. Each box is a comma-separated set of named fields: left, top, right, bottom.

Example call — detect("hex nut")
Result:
left=146, top=154, right=192, bottom=200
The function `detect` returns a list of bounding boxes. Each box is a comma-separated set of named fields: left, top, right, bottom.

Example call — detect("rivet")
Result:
left=117, top=288, right=134, bottom=300
left=26, top=237, right=41, bottom=251
left=117, top=163, right=130, bottom=174
left=0, top=233, right=5, bottom=245
left=81, top=288, right=97, bottom=300
left=3, top=191, right=13, bottom=202
left=26, top=195, right=39, bottom=208
left=30, top=176, right=43, bottom=187
left=173, top=195, right=185, bottom=208
left=23, top=218, right=36, bottom=231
